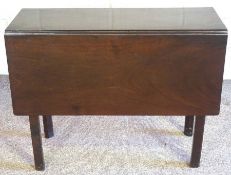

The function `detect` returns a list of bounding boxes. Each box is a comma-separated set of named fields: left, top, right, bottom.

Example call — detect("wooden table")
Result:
left=4, top=8, right=227, bottom=170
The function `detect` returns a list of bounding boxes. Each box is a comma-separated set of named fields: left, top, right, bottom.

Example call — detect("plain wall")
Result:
left=0, top=0, right=230, bottom=79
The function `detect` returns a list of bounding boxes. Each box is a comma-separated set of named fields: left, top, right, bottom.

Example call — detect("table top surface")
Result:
left=5, top=8, right=227, bottom=34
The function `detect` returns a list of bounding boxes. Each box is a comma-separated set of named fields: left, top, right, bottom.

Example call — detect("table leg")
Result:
left=184, top=115, right=194, bottom=136
left=29, top=115, right=45, bottom=171
left=43, top=115, right=54, bottom=138
left=190, top=115, right=206, bottom=168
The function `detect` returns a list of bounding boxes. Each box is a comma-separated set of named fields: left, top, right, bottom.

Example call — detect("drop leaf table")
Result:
left=4, top=8, right=227, bottom=170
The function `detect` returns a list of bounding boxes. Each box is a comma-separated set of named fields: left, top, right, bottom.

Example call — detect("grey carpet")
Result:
left=0, top=75, right=230, bottom=175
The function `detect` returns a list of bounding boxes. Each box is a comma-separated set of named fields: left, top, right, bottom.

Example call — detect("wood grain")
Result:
left=5, top=34, right=227, bottom=116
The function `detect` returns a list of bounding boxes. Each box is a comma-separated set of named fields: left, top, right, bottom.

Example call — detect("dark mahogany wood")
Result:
left=5, top=35, right=227, bottom=116
left=5, top=8, right=227, bottom=116
left=190, top=116, right=206, bottom=168
left=29, top=115, right=45, bottom=171
left=42, top=115, right=54, bottom=138
left=184, top=115, right=194, bottom=136
left=4, top=8, right=228, bottom=170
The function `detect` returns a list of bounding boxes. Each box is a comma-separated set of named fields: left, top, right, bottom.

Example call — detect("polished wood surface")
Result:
left=6, top=8, right=226, bottom=33
left=4, top=8, right=228, bottom=170
left=5, top=34, right=227, bottom=115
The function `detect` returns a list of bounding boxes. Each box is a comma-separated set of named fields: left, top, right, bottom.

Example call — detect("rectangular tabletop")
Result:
left=6, top=8, right=226, bottom=34
left=5, top=8, right=228, bottom=116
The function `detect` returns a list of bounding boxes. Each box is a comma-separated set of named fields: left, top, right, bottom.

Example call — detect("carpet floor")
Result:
left=0, top=75, right=230, bottom=175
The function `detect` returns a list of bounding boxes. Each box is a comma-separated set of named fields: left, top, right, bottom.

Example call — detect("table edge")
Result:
left=4, top=30, right=228, bottom=36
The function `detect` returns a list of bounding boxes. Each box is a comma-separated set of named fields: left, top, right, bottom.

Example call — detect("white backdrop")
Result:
left=0, top=0, right=230, bottom=79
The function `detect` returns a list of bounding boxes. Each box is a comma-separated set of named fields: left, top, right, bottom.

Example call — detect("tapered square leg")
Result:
left=29, top=115, right=45, bottom=171
left=43, top=115, right=54, bottom=138
left=184, top=115, right=194, bottom=136
left=190, top=116, right=206, bottom=168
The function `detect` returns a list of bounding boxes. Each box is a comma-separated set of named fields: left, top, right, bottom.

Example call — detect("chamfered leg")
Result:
left=184, top=115, right=194, bottom=136
left=42, top=115, right=54, bottom=138
left=190, top=115, right=206, bottom=168
left=29, top=115, right=45, bottom=171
